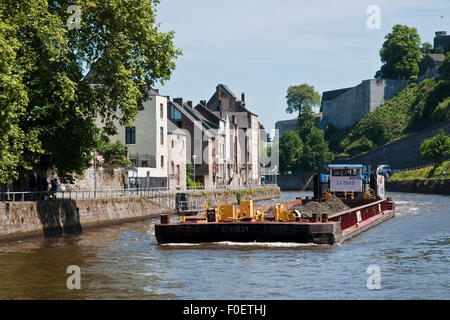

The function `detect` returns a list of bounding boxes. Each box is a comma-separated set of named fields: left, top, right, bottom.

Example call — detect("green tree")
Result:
left=439, top=52, right=450, bottom=81
left=375, top=25, right=423, bottom=80
left=186, top=162, right=202, bottom=187
left=279, top=130, right=303, bottom=174
left=301, top=127, right=334, bottom=171
left=97, top=139, right=130, bottom=168
left=0, top=0, right=181, bottom=184
left=0, top=17, right=41, bottom=184
left=286, top=84, right=321, bottom=119
left=421, top=42, right=433, bottom=57
left=420, top=129, right=450, bottom=165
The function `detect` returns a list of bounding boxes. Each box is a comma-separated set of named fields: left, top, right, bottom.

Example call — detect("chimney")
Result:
left=187, top=101, right=193, bottom=108
left=217, top=85, right=221, bottom=99
left=200, top=100, right=206, bottom=106
left=241, top=92, right=245, bottom=103
left=173, top=97, right=183, bottom=107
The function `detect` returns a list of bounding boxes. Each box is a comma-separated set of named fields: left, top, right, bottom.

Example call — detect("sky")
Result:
left=153, top=0, right=449, bottom=131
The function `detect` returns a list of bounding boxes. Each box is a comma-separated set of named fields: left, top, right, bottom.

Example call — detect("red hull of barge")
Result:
left=155, top=198, right=395, bottom=245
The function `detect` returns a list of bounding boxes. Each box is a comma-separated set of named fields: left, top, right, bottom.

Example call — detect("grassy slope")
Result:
left=388, top=160, right=450, bottom=181
left=327, top=78, right=450, bottom=157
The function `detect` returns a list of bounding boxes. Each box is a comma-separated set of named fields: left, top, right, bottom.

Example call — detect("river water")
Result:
left=0, top=191, right=449, bottom=300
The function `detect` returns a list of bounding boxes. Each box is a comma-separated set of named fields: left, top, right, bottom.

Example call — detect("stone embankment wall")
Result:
left=0, top=197, right=174, bottom=241
left=386, top=179, right=450, bottom=195
left=0, top=187, right=281, bottom=241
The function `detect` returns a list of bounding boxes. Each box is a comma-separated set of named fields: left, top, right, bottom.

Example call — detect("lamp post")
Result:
left=94, top=150, right=97, bottom=198
left=273, top=165, right=278, bottom=186
left=192, top=154, right=197, bottom=189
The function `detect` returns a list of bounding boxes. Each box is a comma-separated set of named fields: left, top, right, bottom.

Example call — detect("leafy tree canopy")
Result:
left=421, top=42, right=433, bottom=57
left=375, top=24, right=423, bottom=80
left=279, top=130, right=303, bottom=174
left=0, top=0, right=181, bottom=184
left=286, top=84, right=321, bottom=119
left=420, top=129, right=450, bottom=165
left=301, top=127, right=334, bottom=171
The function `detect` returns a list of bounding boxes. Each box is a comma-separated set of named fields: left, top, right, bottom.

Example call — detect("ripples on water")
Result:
left=0, top=191, right=449, bottom=300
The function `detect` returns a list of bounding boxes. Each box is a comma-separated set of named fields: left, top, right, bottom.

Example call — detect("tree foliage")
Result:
left=375, top=25, right=423, bottom=80
left=279, top=83, right=333, bottom=174
left=279, top=131, right=303, bottom=174
left=0, top=0, right=181, bottom=184
left=97, top=139, right=129, bottom=168
left=300, top=127, right=334, bottom=171
left=421, top=42, right=433, bottom=57
left=420, top=129, right=450, bottom=165
left=0, top=12, right=41, bottom=183
left=286, top=84, right=321, bottom=118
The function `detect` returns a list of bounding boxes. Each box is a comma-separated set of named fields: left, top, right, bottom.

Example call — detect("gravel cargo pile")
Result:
left=263, top=195, right=350, bottom=218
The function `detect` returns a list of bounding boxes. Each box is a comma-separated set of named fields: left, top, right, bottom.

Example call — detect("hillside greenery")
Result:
left=388, top=160, right=450, bottom=181
left=325, top=78, right=450, bottom=158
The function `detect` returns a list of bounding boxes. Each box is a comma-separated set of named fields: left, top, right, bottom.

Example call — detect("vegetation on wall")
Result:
left=388, top=160, right=450, bottom=181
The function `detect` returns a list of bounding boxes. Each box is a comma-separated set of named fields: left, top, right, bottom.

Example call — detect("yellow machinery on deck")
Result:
left=274, top=204, right=298, bottom=222
left=181, top=200, right=300, bottom=223
left=206, top=200, right=266, bottom=222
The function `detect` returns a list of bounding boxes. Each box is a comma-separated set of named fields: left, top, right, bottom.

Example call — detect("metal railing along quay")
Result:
left=0, top=184, right=279, bottom=203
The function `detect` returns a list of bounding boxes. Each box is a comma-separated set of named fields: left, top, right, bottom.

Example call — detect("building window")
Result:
left=160, top=103, right=164, bottom=118
left=172, top=140, right=174, bottom=148
left=126, top=127, right=136, bottom=144
left=142, top=160, right=148, bottom=167
left=171, top=161, right=175, bottom=174
left=170, top=105, right=182, bottom=121
left=161, top=155, right=164, bottom=168
left=160, top=127, right=164, bottom=145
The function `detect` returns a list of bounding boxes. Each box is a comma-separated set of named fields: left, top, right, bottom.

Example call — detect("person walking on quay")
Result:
left=50, top=179, right=61, bottom=200
left=130, top=177, right=136, bottom=193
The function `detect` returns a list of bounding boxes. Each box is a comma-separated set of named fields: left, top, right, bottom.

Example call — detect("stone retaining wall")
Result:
left=0, top=197, right=174, bottom=241
left=386, top=179, right=450, bottom=195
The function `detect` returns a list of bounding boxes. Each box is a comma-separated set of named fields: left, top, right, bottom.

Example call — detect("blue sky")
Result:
left=154, top=0, right=449, bottom=130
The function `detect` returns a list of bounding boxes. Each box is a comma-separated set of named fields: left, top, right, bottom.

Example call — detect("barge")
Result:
left=155, top=165, right=395, bottom=245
